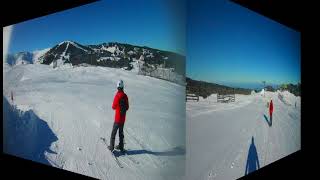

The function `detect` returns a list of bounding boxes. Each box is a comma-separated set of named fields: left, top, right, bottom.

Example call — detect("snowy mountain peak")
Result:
left=57, top=41, right=90, bottom=53
left=58, top=40, right=75, bottom=46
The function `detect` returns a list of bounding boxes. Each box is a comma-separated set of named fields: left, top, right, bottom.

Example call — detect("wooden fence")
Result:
left=186, top=93, right=199, bottom=102
left=217, top=94, right=235, bottom=103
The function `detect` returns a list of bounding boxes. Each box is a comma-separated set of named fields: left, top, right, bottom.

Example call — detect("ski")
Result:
left=100, top=137, right=124, bottom=168
left=113, top=147, right=139, bottom=165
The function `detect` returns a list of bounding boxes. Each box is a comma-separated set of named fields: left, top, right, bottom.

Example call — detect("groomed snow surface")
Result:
left=186, top=91, right=300, bottom=180
left=3, top=64, right=186, bottom=180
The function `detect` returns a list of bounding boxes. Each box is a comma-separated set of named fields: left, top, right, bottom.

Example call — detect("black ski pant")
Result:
left=109, top=122, right=124, bottom=150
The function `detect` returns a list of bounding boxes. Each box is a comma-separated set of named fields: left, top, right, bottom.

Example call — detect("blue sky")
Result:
left=8, top=0, right=185, bottom=55
left=187, top=0, right=300, bottom=87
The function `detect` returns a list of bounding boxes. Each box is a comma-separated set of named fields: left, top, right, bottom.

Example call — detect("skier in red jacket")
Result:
left=108, top=80, right=129, bottom=152
left=269, top=99, right=273, bottom=126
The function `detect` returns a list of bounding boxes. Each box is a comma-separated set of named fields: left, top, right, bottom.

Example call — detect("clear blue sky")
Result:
left=187, top=0, right=300, bottom=87
left=8, top=0, right=185, bottom=55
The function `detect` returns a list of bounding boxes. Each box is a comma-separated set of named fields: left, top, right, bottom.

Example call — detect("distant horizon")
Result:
left=188, top=76, right=300, bottom=90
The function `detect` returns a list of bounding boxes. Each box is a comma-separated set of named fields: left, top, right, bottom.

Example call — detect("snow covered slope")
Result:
left=186, top=91, right=300, bottom=180
left=3, top=64, right=186, bottom=180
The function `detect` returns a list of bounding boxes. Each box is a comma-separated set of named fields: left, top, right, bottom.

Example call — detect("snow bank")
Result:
left=3, top=96, right=58, bottom=166
left=139, top=67, right=185, bottom=86
left=277, top=90, right=299, bottom=106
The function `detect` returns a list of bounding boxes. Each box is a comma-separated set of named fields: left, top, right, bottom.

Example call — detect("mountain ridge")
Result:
left=6, top=41, right=185, bottom=76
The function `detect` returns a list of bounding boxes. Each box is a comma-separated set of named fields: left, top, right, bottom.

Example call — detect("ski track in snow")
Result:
left=3, top=64, right=185, bottom=180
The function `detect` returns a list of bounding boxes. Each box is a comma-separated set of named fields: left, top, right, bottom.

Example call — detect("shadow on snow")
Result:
left=3, top=96, right=58, bottom=166
left=245, top=136, right=260, bottom=175
left=113, top=146, right=185, bottom=157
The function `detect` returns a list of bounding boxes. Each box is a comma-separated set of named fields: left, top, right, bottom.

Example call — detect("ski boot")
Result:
left=107, top=145, right=114, bottom=152
left=115, top=145, right=125, bottom=153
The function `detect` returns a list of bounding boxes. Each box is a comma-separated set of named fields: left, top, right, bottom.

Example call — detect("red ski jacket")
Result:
left=269, top=100, right=273, bottom=115
left=112, top=90, right=129, bottom=124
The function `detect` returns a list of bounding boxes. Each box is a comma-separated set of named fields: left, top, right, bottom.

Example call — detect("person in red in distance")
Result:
left=11, top=91, right=13, bottom=103
left=269, top=98, right=273, bottom=126
left=108, top=80, right=129, bottom=152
